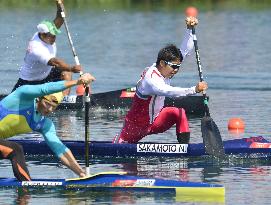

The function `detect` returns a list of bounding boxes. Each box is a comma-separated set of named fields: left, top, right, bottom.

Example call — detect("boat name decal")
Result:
left=22, top=181, right=63, bottom=186
left=134, top=179, right=155, bottom=186
left=62, top=95, right=77, bottom=103
left=112, top=179, right=155, bottom=187
left=137, top=144, right=188, bottom=153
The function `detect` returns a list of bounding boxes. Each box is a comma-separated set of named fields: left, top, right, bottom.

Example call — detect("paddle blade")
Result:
left=201, top=116, right=225, bottom=157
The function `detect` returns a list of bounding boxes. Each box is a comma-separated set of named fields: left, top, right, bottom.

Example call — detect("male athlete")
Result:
left=0, top=73, right=95, bottom=181
left=113, top=17, right=208, bottom=144
left=12, top=0, right=81, bottom=96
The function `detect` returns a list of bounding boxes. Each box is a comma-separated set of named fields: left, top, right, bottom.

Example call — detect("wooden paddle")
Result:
left=57, top=0, right=91, bottom=175
left=191, top=26, right=225, bottom=157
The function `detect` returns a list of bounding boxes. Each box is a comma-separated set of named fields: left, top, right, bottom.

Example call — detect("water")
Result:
left=1, top=1, right=271, bottom=204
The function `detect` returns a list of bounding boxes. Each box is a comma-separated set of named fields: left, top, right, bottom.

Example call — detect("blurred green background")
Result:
left=1, top=0, right=270, bottom=11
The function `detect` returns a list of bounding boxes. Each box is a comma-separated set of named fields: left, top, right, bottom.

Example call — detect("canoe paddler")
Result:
left=113, top=17, right=208, bottom=144
left=0, top=73, right=95, bottom=180
left=12, top=0, right=82, bottom=96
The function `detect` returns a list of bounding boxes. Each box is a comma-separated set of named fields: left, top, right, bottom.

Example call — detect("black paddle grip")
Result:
left=192, top=27, right=210, bottom=116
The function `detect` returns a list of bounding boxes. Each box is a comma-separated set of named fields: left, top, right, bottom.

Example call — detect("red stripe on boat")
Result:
left=120, top=91, right=135, bottom=98
left=249, top=142, right=271, bottom=148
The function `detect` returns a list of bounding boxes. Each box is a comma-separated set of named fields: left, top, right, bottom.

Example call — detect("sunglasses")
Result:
left=164, top=61, right=181, bottom=71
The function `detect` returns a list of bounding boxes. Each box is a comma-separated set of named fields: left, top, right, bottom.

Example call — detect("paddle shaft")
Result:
left=84, top=86, right=90, bottom=174
left=191, top=26, right=225, bottom=156
left=191, top=27, right=210, bottom=117
left=57, top=0, right=90, bottom=175
left=57, top=1, right=80, bottom=67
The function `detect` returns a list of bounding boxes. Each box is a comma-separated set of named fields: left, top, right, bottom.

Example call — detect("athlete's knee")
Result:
left=4, top=142, right=24, bottom=159
left=171, top=107, right=185, bottom=120
left=179, top=108, right=186, bottom=115
left=12, top=143, right=24, bottom=155
left=163, top=107, right=181, bottom=118
left=179, top=108, right=188, bottom=119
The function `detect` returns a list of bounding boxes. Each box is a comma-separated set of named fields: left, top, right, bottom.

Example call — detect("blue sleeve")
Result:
left=15, top=81, right=66, bottom=99
left=15, top=81, right=66, bottom=101
left=41, top=118, right=69, bottom=158
left=1, top=81, right=67, bottom=110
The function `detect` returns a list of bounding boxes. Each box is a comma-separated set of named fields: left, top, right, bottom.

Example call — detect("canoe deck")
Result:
left=0, top=172, right=225, bottom=202
left=10, top=136, right=271, bottom=158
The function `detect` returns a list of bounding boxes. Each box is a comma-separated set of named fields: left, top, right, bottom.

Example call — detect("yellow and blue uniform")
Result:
left=0, top=81, right=69, bottom=157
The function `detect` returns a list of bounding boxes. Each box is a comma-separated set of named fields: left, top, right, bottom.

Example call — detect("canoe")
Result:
left=11, top=136, right=271, bottom=158
left=0, top=87, right=207, bottom=116
left=0, top=172, right=225, bottom=202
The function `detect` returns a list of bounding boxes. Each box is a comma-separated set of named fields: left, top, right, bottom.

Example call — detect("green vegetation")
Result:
left=0, top=0, right=270, bottom=11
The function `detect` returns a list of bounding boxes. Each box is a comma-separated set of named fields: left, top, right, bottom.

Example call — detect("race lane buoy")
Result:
left=185, top=6, right=198, bottom=17
left=228, top=118, right=245, bottom=131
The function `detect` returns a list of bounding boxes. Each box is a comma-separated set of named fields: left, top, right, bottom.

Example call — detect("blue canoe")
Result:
left=10, top=136, right=271, bottom=157
left=0, top=172, right=225, bottom=202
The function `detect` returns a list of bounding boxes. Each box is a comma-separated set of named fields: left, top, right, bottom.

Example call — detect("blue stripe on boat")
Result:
left=9, top=136, right=271, bottom=157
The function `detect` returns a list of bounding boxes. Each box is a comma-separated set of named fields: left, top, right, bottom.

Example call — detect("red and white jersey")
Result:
left=126, top=65, right=196, bottom=125
left=125, top=29, right=196, bottom=125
